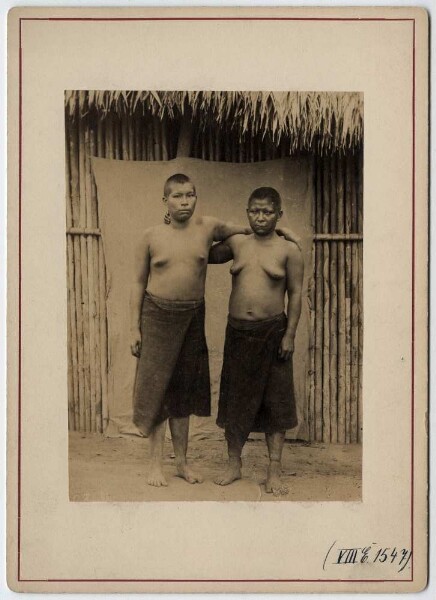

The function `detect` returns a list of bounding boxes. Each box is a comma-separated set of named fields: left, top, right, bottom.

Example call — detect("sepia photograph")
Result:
left=66, top=90, right=363, bottom=502
left=7, top=7, right=428, bottom=592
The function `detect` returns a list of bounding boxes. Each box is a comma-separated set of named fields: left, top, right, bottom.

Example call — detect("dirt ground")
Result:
left=69, top=432, right=362, bottom=502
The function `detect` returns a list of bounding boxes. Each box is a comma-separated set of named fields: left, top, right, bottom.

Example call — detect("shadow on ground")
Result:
left=69, top=432, right=362, bottom=502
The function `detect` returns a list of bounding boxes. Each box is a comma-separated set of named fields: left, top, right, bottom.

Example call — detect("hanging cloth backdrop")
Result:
left=92, top=156, right=312, bottom=439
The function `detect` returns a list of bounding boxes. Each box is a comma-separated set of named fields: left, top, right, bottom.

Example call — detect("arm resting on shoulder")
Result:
left=275, top=226, right=302, bottom=251
left=209, top=217, right=251, bottom=241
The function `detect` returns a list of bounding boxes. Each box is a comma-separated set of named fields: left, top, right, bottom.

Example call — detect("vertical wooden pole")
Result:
left=89, top=124, right=99, bottom=226
left=147, top=115, right=155, bottom=160
left=153, top=116, right=161, bottom=160
left=78, top=113, right=91, bottom=431
left=121, top=113, right=129, bottom=160
left=71, top=111, right=85, bottom=432
left=357, top=149, right=364, bottom=442
left=314, top=156, right=324, bottom=441
left=238, top=133, right=245, bottom=163
left=161, top=117, right=169, bottom=161
left=224, top=126, right=232, bottom=162
left=208, top=123, right=214, bottom=161
left=113, top=114, right=120, bottom=160
left=70, top=110, right=85, bottom=431
left=141, top=116, right=147, bottom=160
left=345, top=155, right=353, bottom=443
left=84, top=125, right=97, bottom=432
left=337, top=155, right=346, bottom=443
left=67, top=249, right=79, bottom=430
left=245, top=135, right=250, bottom=163
left=350, top=153, right=359, bottom=443
left=97, top=117, right=105, bottom=157
left=329, top=153, right=338, bottom=443
left=93, top=235, right=102, bottom=434
left=322, top=155, right=331, bottom=442
left=260, top=134, right=265, bottom=160
left=344, top=243, right=352, bottom=444
left=351, top=244, right=359, bottom=443
left=90, top=127, right=102, bottom=432
left=201, top=126, right=207, bottom=160
left=134, top=112, right=142, bottom=161
left=89, top=125, right=98, bottom=227
left=201, top=125, right=207, bottom=160
left=308, top=155, right=316, bottom=441
left=67, top=278, right=74, bottom=429
left=358, top=243, right=363, bottom=443
left=65, top=116, right=78, bottom=431
left=99, top=238, right=109, bottom=431
left=270, top=138, right=276, bottom=160
left=215, top=125, right=221, bottom=161
left=105, top=113, right=113, bottom=159
left=177, top=108, right=192, bottom=158
left=231, top=132, right=237, bottom=162
left=96, top=114, right=109, bottom=432
left=189, top=122, right=197, bottom=159
left=128, top=113, right=135, bottom=160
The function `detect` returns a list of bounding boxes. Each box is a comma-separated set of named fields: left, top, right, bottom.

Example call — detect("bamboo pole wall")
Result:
left=66, top=106, right=363, bottom=442
left=65, top=108, right=182, bottom=433
left=309, top=152, right=363, bottom=443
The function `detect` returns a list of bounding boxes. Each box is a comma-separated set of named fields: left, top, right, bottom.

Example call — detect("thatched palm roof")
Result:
left=65, top=90, right=363, bottom=153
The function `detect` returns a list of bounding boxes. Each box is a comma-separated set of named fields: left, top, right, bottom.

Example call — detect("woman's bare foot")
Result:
left=265, top=461, right=289, bottom=496
left=147, top=463, right=168, bottom=487
left=176, top=463, right=203, bottom=484
left=214, top=457, right=242, bottom=486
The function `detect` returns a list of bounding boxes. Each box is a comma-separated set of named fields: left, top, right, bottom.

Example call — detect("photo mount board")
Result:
left=7, top=6, right=428, bottom=593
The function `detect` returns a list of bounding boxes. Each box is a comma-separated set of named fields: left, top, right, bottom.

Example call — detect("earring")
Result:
left=164, top=211, right=171, bottom=225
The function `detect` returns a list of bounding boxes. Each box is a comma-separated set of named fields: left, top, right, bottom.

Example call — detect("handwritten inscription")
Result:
left=323, top=541, right=412, bottom=573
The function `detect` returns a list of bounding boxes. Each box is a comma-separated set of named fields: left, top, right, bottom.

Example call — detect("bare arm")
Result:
left=207, top=217, right=251, bottom=241
left=130, top=231, right=151, bottom=357
left=208, top=240, right=234, bottom=264
left=275, top=226, right=302, bottom=251
left=279, top=245, right=304, bottom=360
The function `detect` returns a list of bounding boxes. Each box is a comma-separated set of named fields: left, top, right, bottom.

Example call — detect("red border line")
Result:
left=410, top=17, right=416, bottom=583
left=17, top=578, right=411, bottom=583
left=18, top=17, right=23, bottom=585
left=19, top=17, right=415, bottom=22
left=17, top=16, right=416, bottom=585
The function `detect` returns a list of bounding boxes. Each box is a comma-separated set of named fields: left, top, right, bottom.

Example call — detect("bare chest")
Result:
left=150, top=229, right=211, bottom=269
left=231, top=243, right=287, bottom=281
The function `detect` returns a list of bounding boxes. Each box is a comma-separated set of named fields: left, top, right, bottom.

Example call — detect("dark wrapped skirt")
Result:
left=133, top=291, right=211, bottom=436
left=217, top=313, right=298, bottom=447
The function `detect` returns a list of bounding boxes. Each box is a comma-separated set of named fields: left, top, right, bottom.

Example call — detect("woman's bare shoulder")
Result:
left=198, top=215, right=217, bottom=229
left=139, top=224, right=166, bottom=245
left=231, top=233, right=252, bottom=246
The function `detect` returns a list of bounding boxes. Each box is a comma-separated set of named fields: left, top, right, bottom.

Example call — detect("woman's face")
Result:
left=164, top=182, right=197, bottom=222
